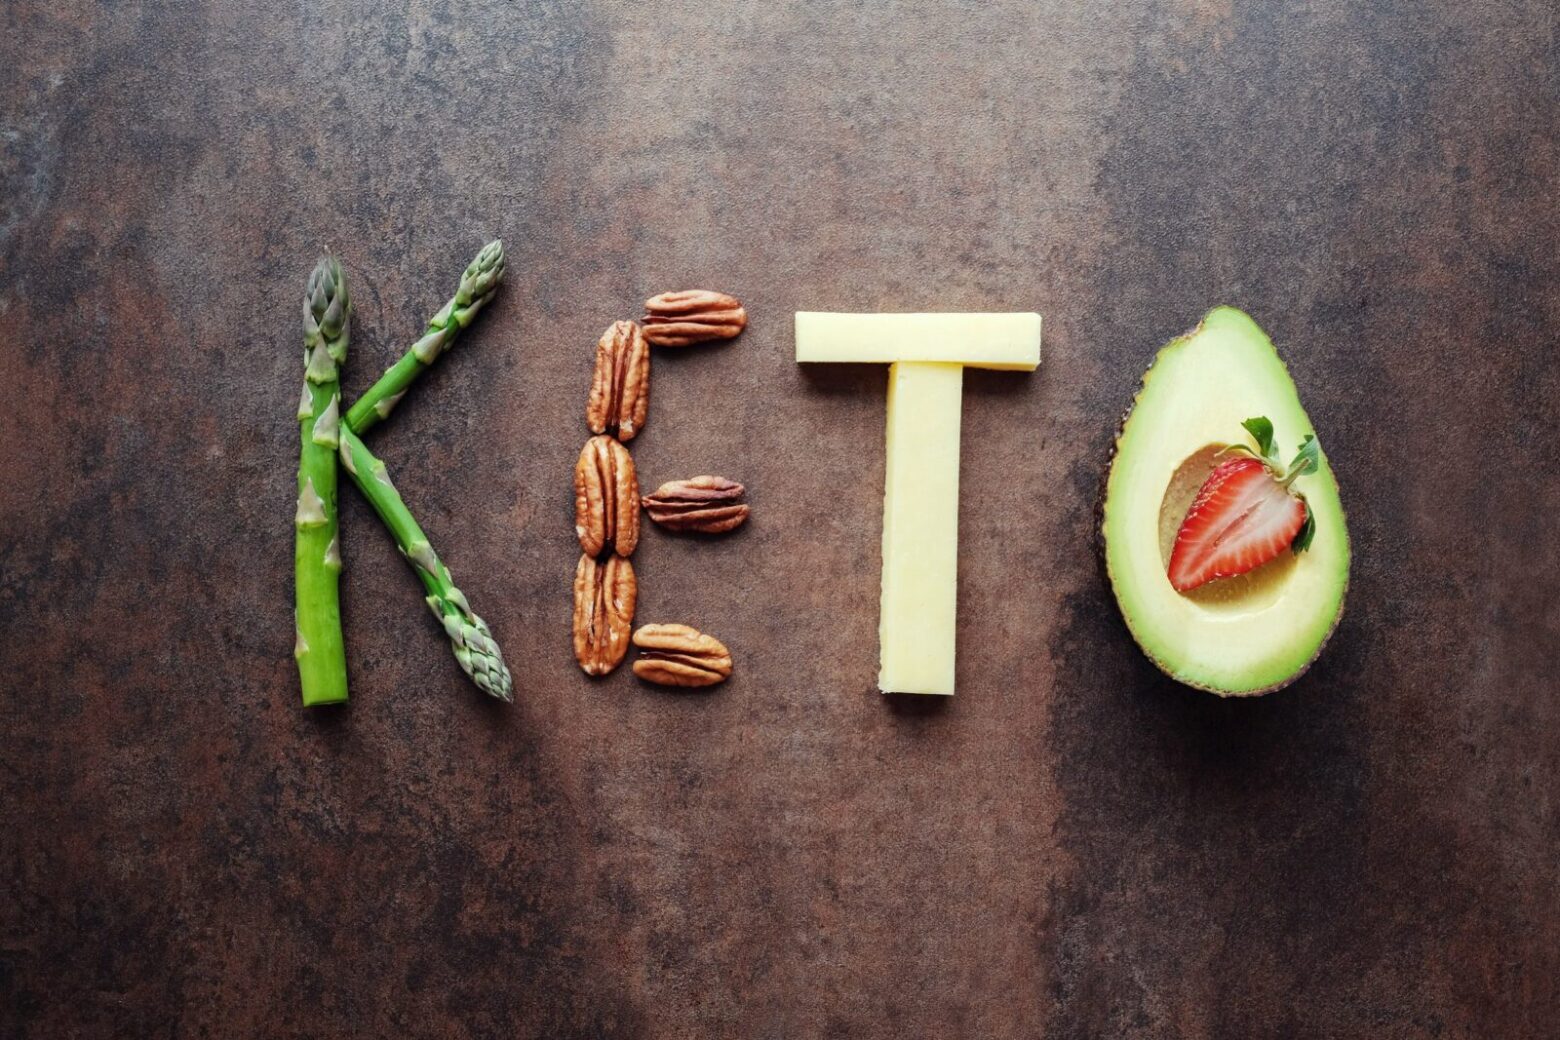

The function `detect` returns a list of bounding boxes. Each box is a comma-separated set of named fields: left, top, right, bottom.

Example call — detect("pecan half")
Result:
left=573, top=554, right=637, bottom=675
left=586, top=320, right=650, bottom=441
left=641, top=476, right=749, bottom=534
left=641, top=290, right=747, bottom=346
left=631, top=624, right=732, bottom=687
left=574, top=435, right=640, bottom=557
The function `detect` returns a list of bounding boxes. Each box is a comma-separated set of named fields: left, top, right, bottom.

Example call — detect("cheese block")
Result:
left=795, top=312, right=1041, bottom=370
left=879, top=362, right=963, bottom=695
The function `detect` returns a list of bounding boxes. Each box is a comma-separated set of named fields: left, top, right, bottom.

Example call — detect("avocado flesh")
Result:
left=1103, top=307, right=1350, bottom=695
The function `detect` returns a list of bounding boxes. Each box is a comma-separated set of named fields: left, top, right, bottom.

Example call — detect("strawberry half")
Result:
left=1167, top=418, right=1321, bottom=593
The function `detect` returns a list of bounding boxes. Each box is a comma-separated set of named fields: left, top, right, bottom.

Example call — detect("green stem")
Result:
left=295, top=258, right=350, bottom=707
left=343, top=240, right=504, bottom=436
left=338, top=427, right=513, bottom=701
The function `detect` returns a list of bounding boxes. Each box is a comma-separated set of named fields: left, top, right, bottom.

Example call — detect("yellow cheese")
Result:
left=795, top=309, right=1042, bottom=696
left=879, top=362, right=963, bottom=695
left=795, top=312, right=1041, bottom=370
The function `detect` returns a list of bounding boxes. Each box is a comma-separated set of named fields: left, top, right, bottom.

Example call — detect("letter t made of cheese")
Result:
left=795, top=312, right=1042, bottom=695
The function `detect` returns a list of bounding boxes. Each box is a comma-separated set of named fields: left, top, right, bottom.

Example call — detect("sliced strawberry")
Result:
left=1167, top=456, right=1307, bottom=592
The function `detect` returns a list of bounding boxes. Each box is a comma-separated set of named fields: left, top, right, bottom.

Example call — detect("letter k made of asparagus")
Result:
left=294, top=242, right=513, bottom=706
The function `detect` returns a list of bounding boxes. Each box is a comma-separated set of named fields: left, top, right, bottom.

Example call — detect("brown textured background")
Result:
left=3, top=1, right=1557, bottom=1037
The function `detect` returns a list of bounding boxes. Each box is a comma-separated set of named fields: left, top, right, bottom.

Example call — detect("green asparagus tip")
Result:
left=304, top=256, right=349, bottom=344
left=455, top=240, right=505, bottom=307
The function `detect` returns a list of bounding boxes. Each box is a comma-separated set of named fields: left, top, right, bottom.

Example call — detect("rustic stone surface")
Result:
left=2, top=1, right=1556, bottom=1037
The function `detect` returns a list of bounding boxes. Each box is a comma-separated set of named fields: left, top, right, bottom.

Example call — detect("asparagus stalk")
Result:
left=343, top=240, right=505, bottom=436
left=338, top=427, right=513, bottom=701
left=295, top=257, right=350, bottom=706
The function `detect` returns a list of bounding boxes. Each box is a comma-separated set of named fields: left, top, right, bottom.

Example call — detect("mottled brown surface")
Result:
left=2, top=2, right=1557, bottom=1037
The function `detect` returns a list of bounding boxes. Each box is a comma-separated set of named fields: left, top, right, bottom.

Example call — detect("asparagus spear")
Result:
left=338, top=427, right=513, bottom=701
left=295, top=257, right=350, bottom=706
left=343, top=240, right=505, bottom=436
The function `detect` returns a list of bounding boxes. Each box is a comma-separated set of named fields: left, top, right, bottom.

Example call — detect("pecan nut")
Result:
left=641, top=290, right=747, bottom=346
left=574, top=435, right=640, bottom=557
left=586, top=320, right=650, bottom=441
left=573, top=554, right=637, bottom=675
left=641, top=476, right=749, bottom=534
left=631, top=624, right=732, bottom=687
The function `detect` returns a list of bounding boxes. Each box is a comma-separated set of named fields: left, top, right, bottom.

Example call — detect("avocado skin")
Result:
left=1098, top=308, right=1350, bottom=697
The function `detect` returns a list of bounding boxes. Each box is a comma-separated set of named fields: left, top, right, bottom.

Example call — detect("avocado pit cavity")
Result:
left=1157, top=444, right=1297, bottom=613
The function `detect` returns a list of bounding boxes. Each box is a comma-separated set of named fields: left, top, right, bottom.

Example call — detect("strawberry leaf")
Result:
left=1291, top=496, right=1316, bottom=553
left=1283, top=434, right=1320, bottom=486
left=1241, top=416, right=1277, bottom=462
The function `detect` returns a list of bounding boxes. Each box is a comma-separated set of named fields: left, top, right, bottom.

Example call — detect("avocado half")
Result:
left=1102, top=307, right=1350, bottom=696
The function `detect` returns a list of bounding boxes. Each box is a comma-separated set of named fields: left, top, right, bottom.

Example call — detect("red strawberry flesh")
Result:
left=1167, top=456, right=1306, bottom=592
